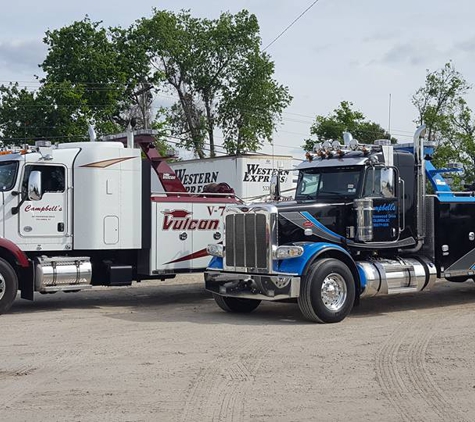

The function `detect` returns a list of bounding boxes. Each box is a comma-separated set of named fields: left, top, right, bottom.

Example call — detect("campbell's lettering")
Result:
left=24, top=205, right=63, bottom=212
left=374, top=203, right=396, bottom=212
left=162, top=209, right=219, bottom=231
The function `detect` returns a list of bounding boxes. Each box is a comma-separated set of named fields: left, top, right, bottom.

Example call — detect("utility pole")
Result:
left=388, top=93, right=392, bottom=140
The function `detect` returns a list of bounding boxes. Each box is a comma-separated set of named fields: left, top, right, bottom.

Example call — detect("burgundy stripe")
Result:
left=165, top=248, right=209, bottom=264
left=151, top=195, right=237, bottom=204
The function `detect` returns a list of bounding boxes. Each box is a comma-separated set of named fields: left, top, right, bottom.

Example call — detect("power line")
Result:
left=263, top=0, right=322, bottom=51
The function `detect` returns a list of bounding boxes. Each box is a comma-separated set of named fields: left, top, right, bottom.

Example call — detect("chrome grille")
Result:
left=225, top=212, right=269, bottom=271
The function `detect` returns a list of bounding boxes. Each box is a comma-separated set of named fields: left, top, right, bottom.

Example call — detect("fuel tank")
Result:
left=358, top=256, right=437, bottom=297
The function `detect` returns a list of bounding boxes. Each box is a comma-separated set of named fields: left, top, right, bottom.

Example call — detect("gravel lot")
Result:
left=2, top=275, right=475, bottom=422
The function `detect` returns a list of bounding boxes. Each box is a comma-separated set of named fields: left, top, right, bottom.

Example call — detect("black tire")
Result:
left=0, top=258, right=19, bottom=315
left=213, top=294, right=261, bottom=313
left=298, top=258, right=355, bottom=323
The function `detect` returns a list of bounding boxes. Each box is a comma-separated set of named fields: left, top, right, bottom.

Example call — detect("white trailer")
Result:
left=169, top=154, right=295, bottom=201
left=0, top=131, right=236, bottom=314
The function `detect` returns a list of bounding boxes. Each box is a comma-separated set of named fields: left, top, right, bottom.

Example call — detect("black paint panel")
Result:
left=435, top=200, right=475, bottom=274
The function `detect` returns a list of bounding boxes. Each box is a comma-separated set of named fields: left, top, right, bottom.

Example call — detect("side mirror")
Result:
left=270, top=173, right=281, bottom=200
left=28, top=171, right=42, bottom=201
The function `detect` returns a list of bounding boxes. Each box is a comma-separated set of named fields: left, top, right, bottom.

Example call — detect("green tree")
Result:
left=412, top=62, right=470, bottom=142
left=41, top=17, right=153, bottom=133
left=0, top=17, right=158, bottom=144
left=412, top=62, right=475, bottom=185
left=218, top=51, right=291, bottom=154
left=0, top=81, right=90, bottom=144
left=303, top=101, right=393, bottom=151
left=132, top=9, right=290, bottom=157
left=1, top=10, right=290, bottom=157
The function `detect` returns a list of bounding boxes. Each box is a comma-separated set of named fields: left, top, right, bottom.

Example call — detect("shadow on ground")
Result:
left=7, top=279, right=475, bottom=326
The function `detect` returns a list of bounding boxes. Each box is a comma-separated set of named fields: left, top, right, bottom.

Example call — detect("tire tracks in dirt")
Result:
left=375, top=310, right=468, bottom=422
left=180, top=333, right=272, bottom=422
left=0, top=349, right=83, bottom=410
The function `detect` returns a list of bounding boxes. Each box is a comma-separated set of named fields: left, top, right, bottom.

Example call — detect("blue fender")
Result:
left=207, top=244, right=361, bottom=296
left=207, top=256, right=224, bottom=270
left=278, top=242, right=361, bottom=294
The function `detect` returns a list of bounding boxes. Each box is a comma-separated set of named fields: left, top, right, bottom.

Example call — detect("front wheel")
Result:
left=0, top=258, right=19, bottom=315
left=213, top=294, right=261, bottom=313
left=298, top=258, right=355, bottom=323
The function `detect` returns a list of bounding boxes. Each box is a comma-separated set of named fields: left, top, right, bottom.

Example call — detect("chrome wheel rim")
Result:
left=321, top=273, right=347, bottom=312
left=0, top=274, right=5, bottom=301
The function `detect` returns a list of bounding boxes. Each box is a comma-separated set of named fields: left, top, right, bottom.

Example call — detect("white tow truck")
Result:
left=0, top=130, right=237, bottom=314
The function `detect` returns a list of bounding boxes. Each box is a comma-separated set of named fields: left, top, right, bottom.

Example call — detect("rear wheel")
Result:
left=0, top=258, right=19, bottom=315
left=213, top=294, right=261, bottom=313
left=298, top=258, right=355, bottom=323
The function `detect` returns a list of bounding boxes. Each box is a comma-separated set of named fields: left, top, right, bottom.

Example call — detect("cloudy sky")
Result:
left=1, top=0, right=474, bottom=157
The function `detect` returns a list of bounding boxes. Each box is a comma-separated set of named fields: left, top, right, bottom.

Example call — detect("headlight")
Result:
left=274, top=245, right=304, bottom=260
left=207, top=244, right=224, bottom=257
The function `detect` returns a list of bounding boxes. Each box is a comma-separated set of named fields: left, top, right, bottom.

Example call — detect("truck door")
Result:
left=18, top=164, right=70, bottom=243
left=363, top=167, right=399, bottom=242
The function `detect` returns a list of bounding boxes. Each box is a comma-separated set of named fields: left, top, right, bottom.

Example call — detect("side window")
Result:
left=364, top=167, right=396, bottom=198
left=22, top=165, right=65, bottom=194
left=296, top=172, right=320, bottom=198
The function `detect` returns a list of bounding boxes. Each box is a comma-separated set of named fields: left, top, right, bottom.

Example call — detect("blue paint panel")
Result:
left=278, top=242, right=353, bottom=275
left=207, top=256, right=223, bottom=270
left=437, top=196, right=475, bottom=203
left=357, top=264, right=367, bottom=290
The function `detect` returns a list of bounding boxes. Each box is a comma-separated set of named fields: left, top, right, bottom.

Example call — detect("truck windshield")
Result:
left=0, top=161, right=19, bottom=191
left=295, top=166, right=363, bottom=200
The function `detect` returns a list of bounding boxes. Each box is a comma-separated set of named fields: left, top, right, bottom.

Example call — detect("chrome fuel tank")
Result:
left=35, top=256, right=92, bottom=293
left=359, top=256, right=437, bottom=298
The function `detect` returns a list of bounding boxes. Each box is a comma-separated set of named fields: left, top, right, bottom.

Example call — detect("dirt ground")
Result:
left=1, top=275, right=475, bottom=422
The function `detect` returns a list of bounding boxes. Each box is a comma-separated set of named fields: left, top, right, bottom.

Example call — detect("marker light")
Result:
left=322, top=140, right=332, bottom=153
left=349, top=139, right=359, bottom=150
left=207, top=244, right=224, bottom=257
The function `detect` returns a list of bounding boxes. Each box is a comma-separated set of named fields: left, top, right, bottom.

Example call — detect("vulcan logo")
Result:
left=162, top=209, right=220, bottom=231
left=24, top=205, right=63, bottom=212
left=243, top=164, right=289, bottom=183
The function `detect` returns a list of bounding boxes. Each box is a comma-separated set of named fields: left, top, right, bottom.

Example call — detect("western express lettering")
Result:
left=174, top=169, right=219, bottom=193
left=243, top=164, right=289, bottom=183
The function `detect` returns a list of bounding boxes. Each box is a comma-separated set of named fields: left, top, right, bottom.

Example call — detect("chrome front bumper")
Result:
left=205, top=270, right=301, bottom=301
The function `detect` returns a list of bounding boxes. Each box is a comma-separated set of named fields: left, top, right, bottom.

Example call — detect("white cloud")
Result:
left=0, top=40, right=46, bottom=79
